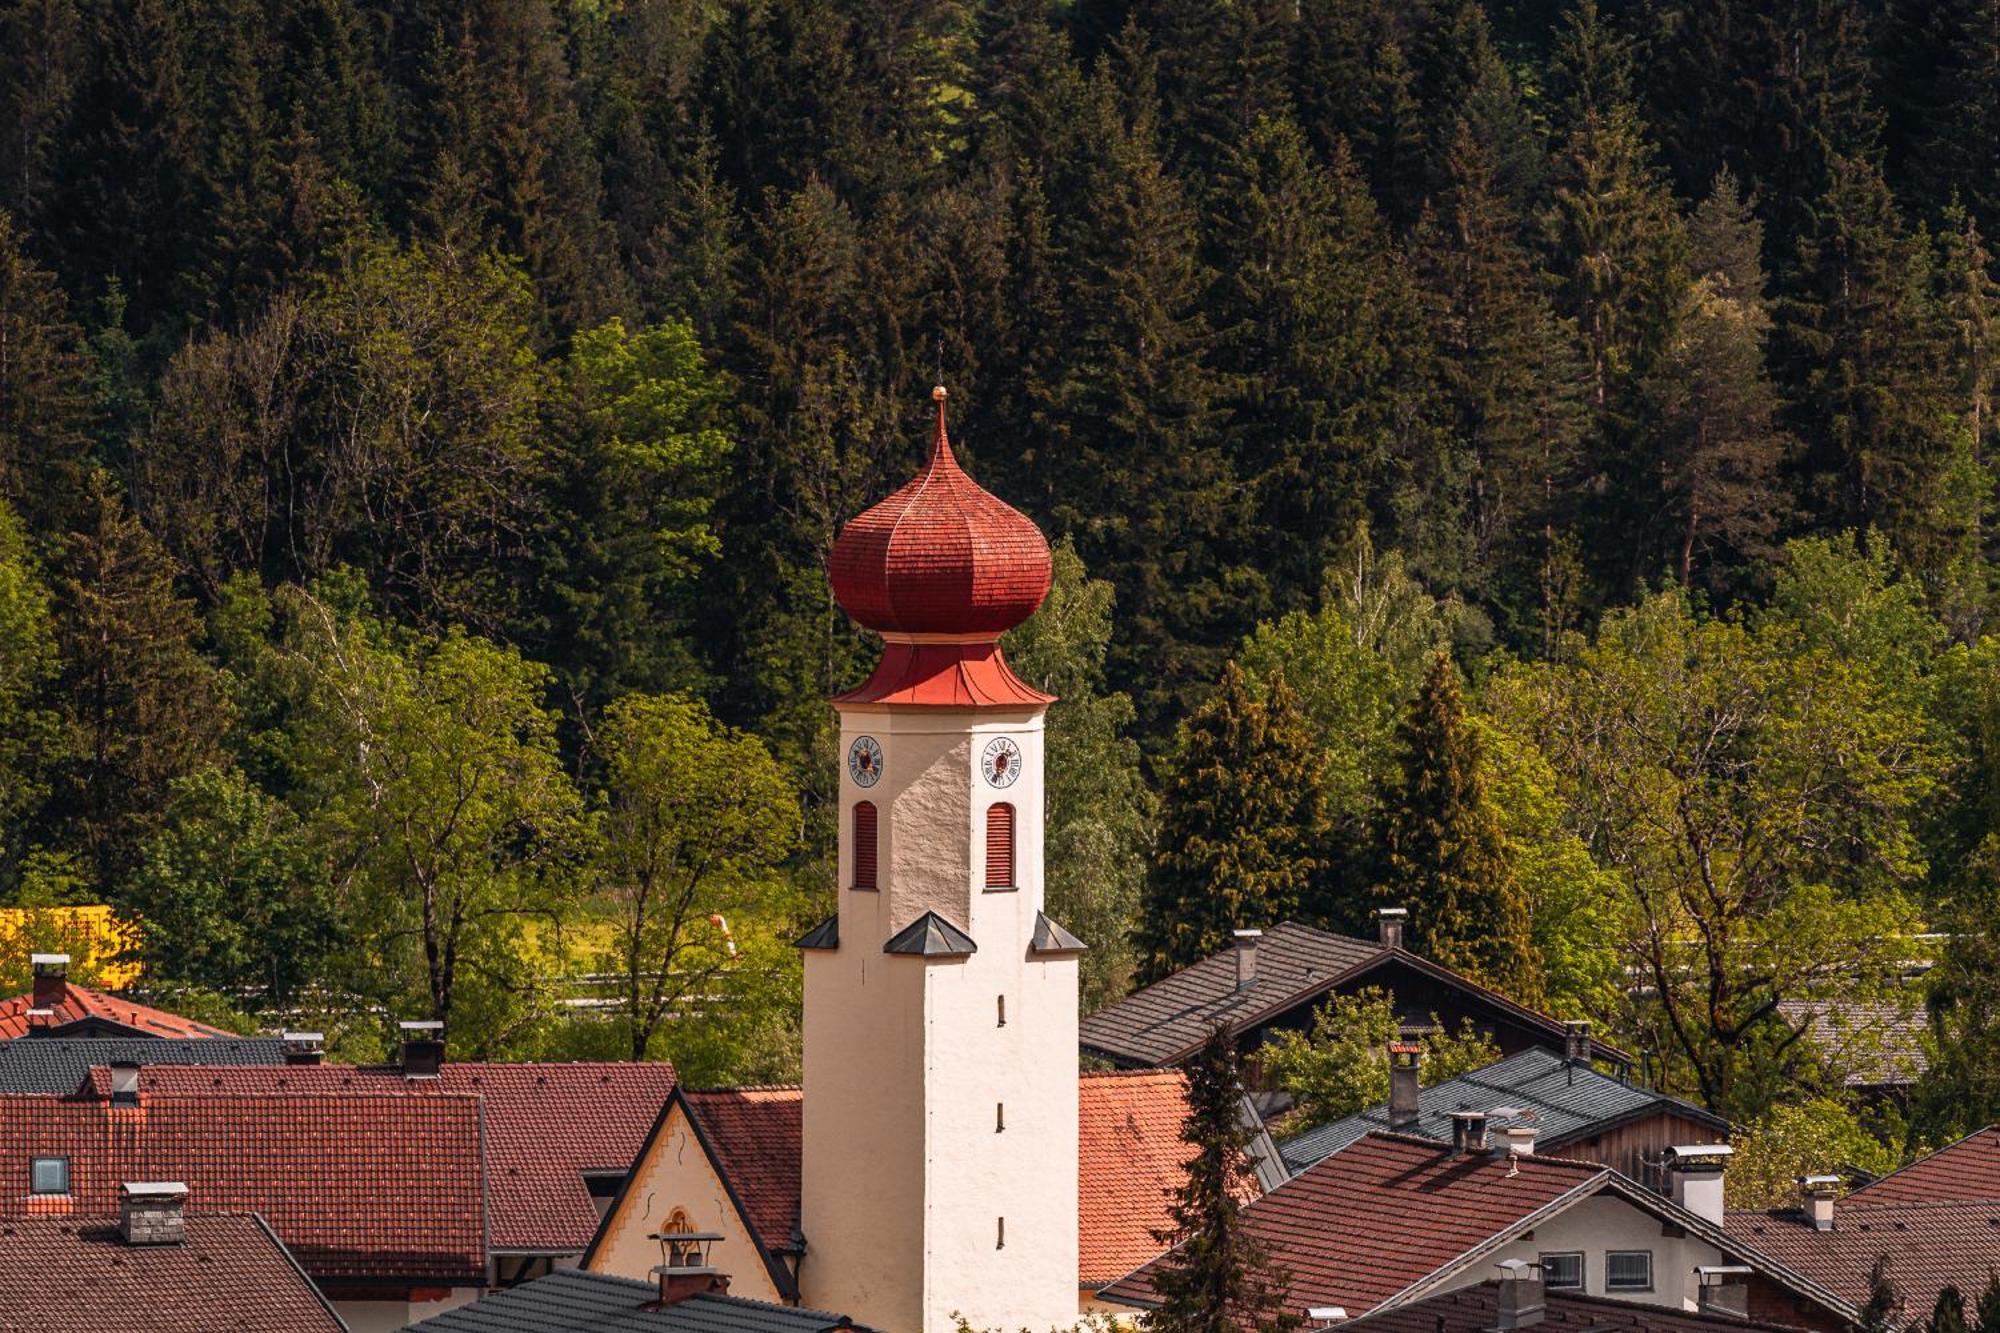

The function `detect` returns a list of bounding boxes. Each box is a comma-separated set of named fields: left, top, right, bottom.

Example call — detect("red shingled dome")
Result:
left=829, top=389, right=1053, bottom=639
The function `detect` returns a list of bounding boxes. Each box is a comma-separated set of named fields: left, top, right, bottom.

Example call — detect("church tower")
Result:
left=798, top=387, right=1083, bottom=1333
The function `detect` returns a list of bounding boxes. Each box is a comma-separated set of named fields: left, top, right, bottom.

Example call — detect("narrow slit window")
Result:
left=853, top=801, right=878, bottom=890
left=984, top=803, right=1015, bottom=889
left=997, top=995, right=1006, bottom=1027
left=996, top=1103, right=1005, bottom=1132
left=997, top=1216, right=1005, bottom=1249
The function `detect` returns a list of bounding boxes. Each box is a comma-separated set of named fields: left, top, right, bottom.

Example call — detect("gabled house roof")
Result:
left=584, top=1070, right=1203, bottom=1292
left=88, top=1059, right=679, bottom=1256
left=0, top=1212, right=347, bottom=1333
left=1848, top=1124, right=2000, bottom=1204
left=1775, top=1000, right=1929, bottom=1089
left=1342, top=1278, right=1802, bottom=1331
left=1077, top=922, right=1632, bottom=1068
left=1279, top=1047, right=1728, bottom=1173
left=0, top=1090, right=487, bottom=1284
left=0, top=1037, right=288, bottom=1092
left=0, top=982, right=235, bottom=1040
left=1097, top=1132, right=1852, bottom=1324
left=401, top=1269, right=870, bottom=1332
left=1727, top=1199, right=2000, bottom=1322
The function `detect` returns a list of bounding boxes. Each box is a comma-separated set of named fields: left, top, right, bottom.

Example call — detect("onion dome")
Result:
left=829, top=387, right=1053, bottom=639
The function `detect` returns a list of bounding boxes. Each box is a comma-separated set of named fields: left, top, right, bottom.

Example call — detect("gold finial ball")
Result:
left=932, top=384, right=948, bottom=402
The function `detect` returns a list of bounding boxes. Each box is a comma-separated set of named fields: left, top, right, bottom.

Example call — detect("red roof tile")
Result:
left=0, top=982, right=234, bottom=1039
left=90, top=1060, right=677, bottom=1254
left=0, top=1212, right=345, bottom=1332
left=1098, top=1132, right=1606, bottom=1317
left=1851, top=1125, right=2000, bottom=1205
left=0, top=1092, right=486, bottom=1283
left=1346, top=1279, right=1804, bottom=1332
left=1726, top=1200, right=2000, bottom=1317
left=676, top=1071, right=1198, bottom=1286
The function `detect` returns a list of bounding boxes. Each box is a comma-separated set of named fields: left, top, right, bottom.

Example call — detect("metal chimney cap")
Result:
left=1696, top=1266, right=1754, bottom=1278
left=398, top=1020, right=444, bottom=1033
left=1374, top=907, right=1408, bottom=919
left=1304, top=1308, right=1348, bottom=1322
left=1800, top=1173, right=1842, bottom=1187
left=122, top=1181, right=188, bottom=1199
left=29, top=953, right=69, bottom=967
left=25, top=1008, right=54, bottom=1019
left=1494, top=1259, right=1535, bottom=1277
left=1667, top=1143, right=1734, bottom=1162
left=1233, top=929, right=1264, bottom=941
left=282, top=1031, right=325, bottom=1043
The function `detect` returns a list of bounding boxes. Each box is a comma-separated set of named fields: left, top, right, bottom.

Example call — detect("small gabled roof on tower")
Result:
left=882, top=911, right=977, bottom=958
left=1029, top=912, right=1088, bottom=955
left=793, top=916, right=839, bottom=951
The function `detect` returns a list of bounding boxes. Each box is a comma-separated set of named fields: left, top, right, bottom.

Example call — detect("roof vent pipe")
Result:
left=1233, top=929, right=1262, bottom=991
left=31, top=953, right=68, bottom=1009
left=398, top=1020, right=445, bottom=1079
left=1375, top=907, right=1407, bottom=951
left=1387, top=1042, right=1422, bottom=1131
left=1801, top=1174, right=1841, bottom=1231
left=1494, top=1258, right=1546, bottom=1329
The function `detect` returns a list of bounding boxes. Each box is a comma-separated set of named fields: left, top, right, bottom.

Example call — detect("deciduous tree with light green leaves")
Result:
left=1262, top=986, right=1501, bottom=1131
left=590, top=692, right=800, bottom=1064
left=1724, top=1096, right=1902, bottom=1209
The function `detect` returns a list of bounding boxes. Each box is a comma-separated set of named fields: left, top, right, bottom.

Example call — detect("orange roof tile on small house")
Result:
left=0, top=1090, right=487, bottom=1284
left=1848, top=1124, right=2000, bottom=1205
left=90, top=1056, right=678, bottom=1256
left=585, top=1071, right=1203, bottom=1294
left=0, top=1211, right=347, bottom=1333
left=0, top=964, right=234, bottom=1040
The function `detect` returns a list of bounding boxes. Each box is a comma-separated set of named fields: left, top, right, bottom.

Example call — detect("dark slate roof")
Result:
left=1078, top=922, right=1633, bottom=1068
left=882, top=911, right=976, bottom=957
left=402, top=1269, right=869, bottom=1332
left=0, top=1037, right=289, bottom=1092
left=1279, top=1047, right=1728, bottom=1173
left=1029, top=912, right=1087, bottom=954
left=793, top=916, right=838, bottom=951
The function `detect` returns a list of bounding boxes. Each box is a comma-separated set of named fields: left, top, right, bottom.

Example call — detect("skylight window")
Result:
left=30, top=1157, right=69, bottom=1195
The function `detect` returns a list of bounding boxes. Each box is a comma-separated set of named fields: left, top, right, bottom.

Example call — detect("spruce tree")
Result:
left=0, top=210, right=96, bottom=537
left=1935, top=1287, right=1972, bottom=1333
left=1380, top=652, right=1542, bottom=1004
left=1140, top=664, right=1326, bottom=980
left=1147, top=1027, right=1299, bottom=1333
left=1974, top=1271, right=2000, bottom=1333
left=1858, top=1257, right=1900, bottom=1333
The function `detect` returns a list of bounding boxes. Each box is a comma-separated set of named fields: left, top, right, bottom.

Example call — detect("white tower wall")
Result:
left=800, top=701, right=1080, bottom=1333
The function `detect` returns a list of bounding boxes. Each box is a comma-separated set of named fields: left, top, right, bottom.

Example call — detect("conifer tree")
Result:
left=1934, top=1287, right=1972, bottom=1333
left=1975, top=1271, right=2000, bottom=1333
left=1880, top=0, right=2000, bottom=234
left=1147, top=1027, right=1299, bottom=1333
left=1381, top=652, right=1541, bottom=1004
left=0, top=210, right=95, bottom=537
left=1140, top=664, right=1326, bottom=980
left=1858, top=1257, right=1900, bottom=1333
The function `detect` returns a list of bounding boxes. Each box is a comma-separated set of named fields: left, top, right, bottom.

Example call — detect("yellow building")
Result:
left=0, top=905, right=143, bottom=989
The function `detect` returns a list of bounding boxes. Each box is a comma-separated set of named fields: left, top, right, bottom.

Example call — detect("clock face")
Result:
left=982, top=736, right=1023, bottom=788
left=848, top=736, right=883, bottom=788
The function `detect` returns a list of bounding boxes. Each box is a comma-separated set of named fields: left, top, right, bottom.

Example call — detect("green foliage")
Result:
left=1140, top=664, right=1326, bottom=980
left=1148, top=1027, right=1300, bottom=1333
left=1933, top=1287, right=1971, bottom=1333
left=1261, top=987, right=1501, bottom=1131
left=1859, top=1257, right=1901, bottom=1333
left=1380, top=652, right=1541, bottom=1003
left=0, top=500, right=58, bottom=882
left=1724, top=1097, right=1902, bottom=1209
left=1004, top=539, right=1152, bottom=1010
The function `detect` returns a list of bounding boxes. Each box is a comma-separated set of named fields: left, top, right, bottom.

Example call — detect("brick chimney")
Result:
left=120, top=1182, right=187, bottom=1245
left=398, top=1020, right=445, bottom=1078
left=1801, top=1174, right=1840, bottom=1231
left=1374, top=907, right=1407, bottom=951
left=283, top=1031, right=325, bottom=1066
left=649, top=1230, right=729, bottom=1307
left=1450, top=1108, right=1488, bottom=1156
left=1387, top=1042, right=1422, bottom=1131
left=1666, top=1144, right=1733, bottom=1226
left=1562, top=1019, right=1591, bottom=1064
left=31, top=953, right=69, bottom=1009
left=1233, top=929, right=1262, bottom=991
left=1493, top=1258, right=1545, bottom=1329
left=108, top=1060, right=142, bottom=1108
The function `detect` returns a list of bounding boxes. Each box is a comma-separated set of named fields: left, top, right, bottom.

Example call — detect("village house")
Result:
left=0, top=952, right=236, bottom=1039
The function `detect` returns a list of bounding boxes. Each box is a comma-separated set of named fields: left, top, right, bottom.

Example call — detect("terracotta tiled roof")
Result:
left=0, top=1212, right=346, bottom=1333
left=0, top=982, right=235, bottom=1039
left=90, top=1060, right=678, bottom=1254
left=828, top=390, right=1053, bottom=642
left=1776, top=999, right=1929, bottom=1088
left=672, top=1071, right=1199, bottom=1287
left=1078, top=1069, right=1194, bottom=1286
left=1726, top=1200, right=2000, bottom=1317
left=0, top=1091, right=486, bottom=1282
left=1344, top=1279, right=1802, bottom=1332
left=1078, top=922, right=1632, bottom=1068
left=1851, top=1125, right=2000, bottom=1205
left=1098, top=1132, right=1609, bottom=1316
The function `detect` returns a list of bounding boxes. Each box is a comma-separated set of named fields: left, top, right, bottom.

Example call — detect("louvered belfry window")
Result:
left=985, top=803, right=1015, bottom=889
left=853, top=801, right=878, bottom=890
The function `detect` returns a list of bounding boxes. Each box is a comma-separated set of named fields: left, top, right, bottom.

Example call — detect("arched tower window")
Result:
left=985, top=803, right=1015, bottom=890
left=853, top=801, right=878, bottom=890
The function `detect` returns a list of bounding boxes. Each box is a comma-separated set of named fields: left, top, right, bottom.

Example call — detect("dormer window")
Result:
left=30, top=1157, right=68, bottom=1195
left=853, top=802, right=878, bottom=890
left=984, top=803, right=1015, bottom=890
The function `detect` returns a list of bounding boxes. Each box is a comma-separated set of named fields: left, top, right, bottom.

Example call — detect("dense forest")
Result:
left=1, top=0, right=1998, bottom=1165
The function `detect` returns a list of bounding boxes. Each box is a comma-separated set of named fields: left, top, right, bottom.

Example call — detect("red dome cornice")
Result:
left=829, top=388, right=1055, bottom=708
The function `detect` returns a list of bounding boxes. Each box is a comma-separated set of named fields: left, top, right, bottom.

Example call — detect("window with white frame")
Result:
left=30, top=1157, right=68, bottom=1194
left=1539, top=1252, right=1584, bottom=1290
left=1606, top=1250, right=1654, bottom=1291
